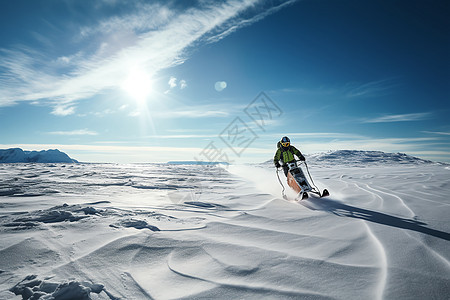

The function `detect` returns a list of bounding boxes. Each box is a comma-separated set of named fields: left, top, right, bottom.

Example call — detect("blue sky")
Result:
left=0, top=0, right=449, bottom=163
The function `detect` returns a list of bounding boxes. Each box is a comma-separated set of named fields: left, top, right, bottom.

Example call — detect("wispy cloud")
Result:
left=164, top=110, right=229, bottom=118
left=279, top=132, right=368, bottom=140
left=362, top=112, right=432, bottom=123
left=0, top=0, right=292, bottom=113
left=51, top=105, right=76, bottom=116
left=422, top=131, right=450, bottom=136
left=150, top=103, right=235, bottom=118
left=144, top=134, right=218, bottom=139
left=48, top=129, right=98, bottom=136
left=78, top=3, right=174, bottom=39
left=269, top=78, right=398, bottom=99
left=344, top=78, right=398, bottom=98
left=128, top=110, right=141, bottom=117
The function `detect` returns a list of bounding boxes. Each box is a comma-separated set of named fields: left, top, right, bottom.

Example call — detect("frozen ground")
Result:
left=0, top=151, right=449, bottom=299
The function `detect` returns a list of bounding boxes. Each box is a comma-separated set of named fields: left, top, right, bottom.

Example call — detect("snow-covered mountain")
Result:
left=265, top=150, right=439, bottom=167
left=0, top=148, right=78, bottom=163
left=306, top=150, right=437, bottom=166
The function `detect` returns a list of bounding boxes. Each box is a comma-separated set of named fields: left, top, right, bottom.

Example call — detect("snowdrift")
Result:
left=0, top=148, right=78, bottom=163
left=0, top=151, right=449, bottom=299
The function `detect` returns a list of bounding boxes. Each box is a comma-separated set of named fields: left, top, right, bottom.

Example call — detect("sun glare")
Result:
left=122, top=68, right=152, bottom=103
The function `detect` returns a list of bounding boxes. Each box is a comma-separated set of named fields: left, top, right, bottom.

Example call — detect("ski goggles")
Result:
left=281, top=142, right=290, bottom=147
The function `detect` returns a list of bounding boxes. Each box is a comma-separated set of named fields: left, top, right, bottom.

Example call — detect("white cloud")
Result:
left=144, top=134, right=217, bottom=139
left=0, top=0, right=289, bottom=112
left=269, top=78, right=398, bottom=100
left=94, top=109, right=115, bottom=117
left=344, top=78, right=398, bottom=98
left=57, top=56, right=71, bottom=64
left=151, top=103, right=233, bottom=118
left=79, top=3, right=173, bottom=38
left=422, top=131, right=450, bottom=136
left=278, top=132, right=368, bottom=140
left=168, top=76, right=177, bottom=89
left=48, top=129, right=98, bottom=136
left=204, top=0, right=297, bottom=44
left=362, top=112, right=432, bottom=123
left=51, top=105, right=76, bottom=116
left=164, top=110, right=229, bottom=118
left=128, top=110, right=141, bottom=117
left=166, top=77, right=187, bottom=93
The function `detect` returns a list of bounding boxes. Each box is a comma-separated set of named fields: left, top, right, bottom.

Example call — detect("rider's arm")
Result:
left=292, top=146, right=305, bottom=161
left=273, top=149, right=281, bottom=166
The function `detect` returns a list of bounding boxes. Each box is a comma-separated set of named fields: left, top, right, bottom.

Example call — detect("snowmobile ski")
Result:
left=293, top=192, right=308, bottom=201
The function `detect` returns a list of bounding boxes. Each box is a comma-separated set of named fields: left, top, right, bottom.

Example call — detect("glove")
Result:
left=275, top=162, right=281, bottom=168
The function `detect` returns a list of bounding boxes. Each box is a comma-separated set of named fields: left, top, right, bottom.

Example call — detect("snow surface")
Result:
left=0, top=148, right=78, bottom=164
left=0, top=151, right=449, bottom=299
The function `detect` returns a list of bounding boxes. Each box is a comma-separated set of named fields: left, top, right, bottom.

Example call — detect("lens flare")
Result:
left=215, top=81, right=227, bottom=92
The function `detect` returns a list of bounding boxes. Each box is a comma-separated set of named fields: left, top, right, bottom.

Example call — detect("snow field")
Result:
left=0, top=155, right=449, bottom=299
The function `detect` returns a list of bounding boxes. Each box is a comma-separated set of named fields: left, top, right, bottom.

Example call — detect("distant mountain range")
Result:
left=167, top=161, right=229, bottom=165
left=0, top=148, right=442, bottom=165
left=267, top=150, right=443, bottom=166
left=307, top=150, right=436, bottom=165
left=0, top=148, right=78, bottom=163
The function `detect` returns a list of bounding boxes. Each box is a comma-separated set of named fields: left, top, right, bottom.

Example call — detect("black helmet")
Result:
left=280, top=136, right=290, bottom=148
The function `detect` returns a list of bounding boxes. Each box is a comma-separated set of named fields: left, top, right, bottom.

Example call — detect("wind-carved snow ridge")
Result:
left=362, top=183, right=416, bottom=218
left=111, top=219, right=161, bottom=231
left=10, top=275, right=106, bottom=300
left=1, top=203, right=100, bottom=230
left=1, top=157, right=449, bottom=299
left=361, top=222, right=388, bottom=300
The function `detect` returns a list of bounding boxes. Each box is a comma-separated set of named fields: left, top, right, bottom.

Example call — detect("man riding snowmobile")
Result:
left=273, top=136, right=306, bottom=176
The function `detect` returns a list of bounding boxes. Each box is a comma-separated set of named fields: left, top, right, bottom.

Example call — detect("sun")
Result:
left=121, top=68, right=152, bottom=103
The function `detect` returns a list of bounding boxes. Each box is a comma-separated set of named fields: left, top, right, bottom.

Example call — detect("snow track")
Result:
left=361, top=221, right=387, bottom=300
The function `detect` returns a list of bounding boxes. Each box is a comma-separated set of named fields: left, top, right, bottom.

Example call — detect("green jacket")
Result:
left=273, top=142, right=304, bottom=165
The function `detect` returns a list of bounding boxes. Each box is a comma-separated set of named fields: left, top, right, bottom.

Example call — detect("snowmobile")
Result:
left=277, top=160, right=329, bottom=200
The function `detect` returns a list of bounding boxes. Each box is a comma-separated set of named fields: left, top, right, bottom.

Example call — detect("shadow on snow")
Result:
left=302, top=198, right=450, bottom=241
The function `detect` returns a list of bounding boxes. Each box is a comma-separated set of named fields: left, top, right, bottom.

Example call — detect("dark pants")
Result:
left=282, top=164, right=289, bottom=177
